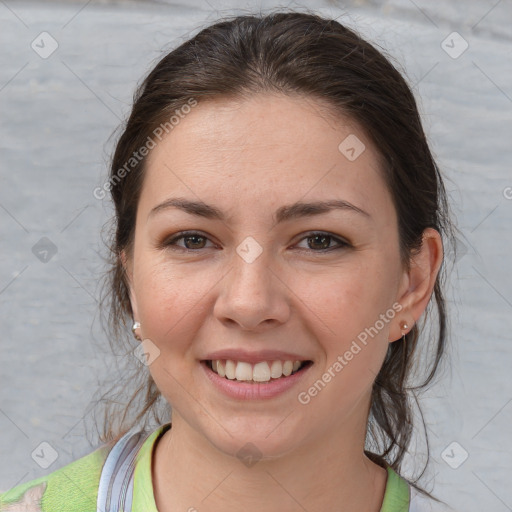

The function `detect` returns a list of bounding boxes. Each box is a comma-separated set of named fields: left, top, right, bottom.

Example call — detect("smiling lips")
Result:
left=201, top=353, right=313, bottom=399
left=207, top=359, right=308, bottom=382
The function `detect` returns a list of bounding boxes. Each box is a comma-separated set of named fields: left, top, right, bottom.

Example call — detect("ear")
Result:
left=389, top=228, right=444, bottom=342
left=120, top=248, right=140, bottom=322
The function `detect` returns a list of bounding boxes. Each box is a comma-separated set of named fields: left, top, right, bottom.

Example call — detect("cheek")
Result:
left=293, top=257, right=398, bottom=395
left=295, top=271, right=393, bottom=415
left=133, top=259, right=212, bottom=349
left=132, top=262, right=211, bottom=408
left=300, top=260, right=398, bottom=340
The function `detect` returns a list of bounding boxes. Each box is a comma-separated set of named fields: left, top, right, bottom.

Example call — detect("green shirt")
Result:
left=0, top=423, right=410, bottom=511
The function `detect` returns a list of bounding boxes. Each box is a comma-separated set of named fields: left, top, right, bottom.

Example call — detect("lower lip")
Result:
left=200, top=361, right=312, bottom=400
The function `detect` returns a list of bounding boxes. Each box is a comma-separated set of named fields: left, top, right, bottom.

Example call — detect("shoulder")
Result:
left=0, top=443, right=113, bottom=512
left=409, top=486, right=457, bottom=512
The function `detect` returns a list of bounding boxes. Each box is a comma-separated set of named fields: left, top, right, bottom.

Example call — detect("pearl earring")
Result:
left=400, top=321, right=409, bottom=342
left=132, top=321, right=142, bottom=341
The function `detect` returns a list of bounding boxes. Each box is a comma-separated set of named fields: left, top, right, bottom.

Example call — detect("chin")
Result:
left=201, top=416, right=307, bottom=462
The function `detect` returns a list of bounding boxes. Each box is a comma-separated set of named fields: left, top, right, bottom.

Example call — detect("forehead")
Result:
left=140, top=93, right=393, bottom=223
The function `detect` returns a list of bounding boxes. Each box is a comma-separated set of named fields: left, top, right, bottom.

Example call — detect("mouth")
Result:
left=201, top=359, right=313, bottom=383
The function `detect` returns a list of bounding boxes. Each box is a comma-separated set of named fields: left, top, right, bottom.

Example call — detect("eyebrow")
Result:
left=149, top=197, right=371, bottom=225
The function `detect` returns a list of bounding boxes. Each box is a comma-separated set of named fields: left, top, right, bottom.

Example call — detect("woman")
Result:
left=0, top=10, right=456, bottom=512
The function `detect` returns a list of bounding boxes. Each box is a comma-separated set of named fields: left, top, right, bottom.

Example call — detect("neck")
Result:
left=152, top=415, right=388, bottom=512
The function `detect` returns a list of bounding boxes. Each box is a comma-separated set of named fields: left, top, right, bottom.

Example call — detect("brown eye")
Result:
left=295, top=232, right=349, bottom=252
left=307, top=234, right=331, bottom=250
left=182, top=234, right=207, bottom=249
left=163, top=231, right=215, bottom=251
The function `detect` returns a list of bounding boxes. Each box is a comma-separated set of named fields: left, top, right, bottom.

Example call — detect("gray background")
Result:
left=1, top=0, right=511, bottom=510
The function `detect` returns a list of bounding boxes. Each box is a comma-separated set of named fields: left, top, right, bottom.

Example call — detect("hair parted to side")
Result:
left=92, top=9, right=456, bottom=501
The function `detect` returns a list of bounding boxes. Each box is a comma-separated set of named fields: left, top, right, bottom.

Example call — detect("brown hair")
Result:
left=91, top=9, right=456, bottom=502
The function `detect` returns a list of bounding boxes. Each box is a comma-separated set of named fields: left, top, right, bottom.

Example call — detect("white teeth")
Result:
left=210, top=359, right=306, bottom=381
left=253, top=361, right=271, bottom=382
left=282, top=360, right=293, bottom=376
left=225, top=360, right=236, bottom=380
left=270, top=360, right=283, bottom=378
left=235, top=361, right=253, bottom=381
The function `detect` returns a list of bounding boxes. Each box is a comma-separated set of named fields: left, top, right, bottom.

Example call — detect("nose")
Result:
left=213, top=242, right=291, bottom=331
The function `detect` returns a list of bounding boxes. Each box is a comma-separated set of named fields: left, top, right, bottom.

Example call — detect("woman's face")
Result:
left=125, top=93, right=408, bottom=457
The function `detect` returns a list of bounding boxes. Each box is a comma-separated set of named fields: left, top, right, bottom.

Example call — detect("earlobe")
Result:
left=389, top=315, right=414, bottom=343
left=389, top=228, right=443, bottom=342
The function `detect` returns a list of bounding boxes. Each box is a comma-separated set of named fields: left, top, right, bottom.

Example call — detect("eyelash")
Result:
left=162, top=230, right=350, bottom=254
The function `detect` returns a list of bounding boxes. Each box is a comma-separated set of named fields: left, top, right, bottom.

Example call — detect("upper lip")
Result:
left=202, top=349, right=312, bottom=364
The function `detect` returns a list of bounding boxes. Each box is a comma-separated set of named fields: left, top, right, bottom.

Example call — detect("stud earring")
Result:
left=400, top=321, right=409, bottom=342
left=132, top=321, right=142, bottom=341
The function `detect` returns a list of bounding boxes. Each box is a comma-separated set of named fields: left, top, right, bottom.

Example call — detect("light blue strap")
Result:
left=96, top=429, right=149, bottom=512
